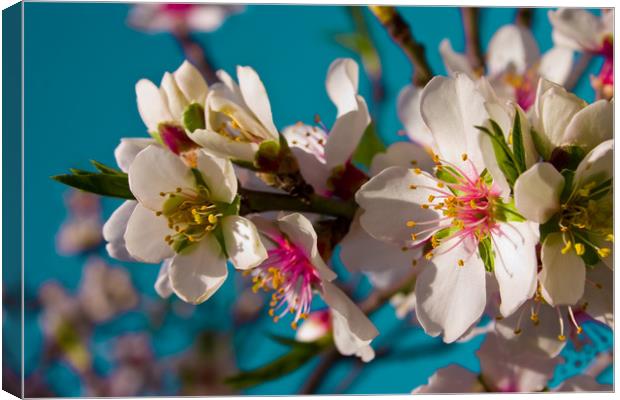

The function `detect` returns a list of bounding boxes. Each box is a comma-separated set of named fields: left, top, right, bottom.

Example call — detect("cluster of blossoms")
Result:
left=57, top=6, right=613, bottom=392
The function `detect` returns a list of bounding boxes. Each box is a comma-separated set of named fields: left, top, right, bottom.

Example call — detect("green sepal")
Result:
left=351, top=123, right=386, bottom=169
left=478, top=236, right=495, bottom=273
left=510, top=111, right=527, bottom=174
left=52, top=171, right=134, bottom=200
left=254, top=139, right=282, bottom=171
left=476, top=122, right=519, bottom=188
left=171, top=237, right=197, bottom=255
left=494, top=200, right=526, bottom=223
left=183, top=102, right=206, bottom=133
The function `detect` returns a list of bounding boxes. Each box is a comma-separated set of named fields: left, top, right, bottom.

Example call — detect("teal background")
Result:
left=12, top=3, right=612, bottom=395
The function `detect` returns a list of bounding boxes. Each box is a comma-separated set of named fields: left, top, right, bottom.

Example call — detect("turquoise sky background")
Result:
left=14, top=3, right=610, bottom=396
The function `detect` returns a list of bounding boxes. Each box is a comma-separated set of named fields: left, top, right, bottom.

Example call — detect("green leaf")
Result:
left=90, top=160, right=124, bottom=175
left=352, top=123, right=386, bottom=169
left=52, top=172, right=134, bottom=199
left=183, top=102, right=206, bottom=133
left=510, top=111, right=526, bottom=174
left=225, top=338, right=328, bottom=389
left=478, top=236, right=495, bottom=273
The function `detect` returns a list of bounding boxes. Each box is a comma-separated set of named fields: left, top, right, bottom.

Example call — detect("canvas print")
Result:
left=1, top=3, right=614, bottom=397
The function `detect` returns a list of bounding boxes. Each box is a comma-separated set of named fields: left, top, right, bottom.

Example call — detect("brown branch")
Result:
left=298, top=272, right=417, bottom=394
left=369, top=6, right=433, bottom=87
left=515, top=8, right=533, bottom=28
left=461, top=8, right=484, bottom=74
left=172, top=27, right=218, bottom=85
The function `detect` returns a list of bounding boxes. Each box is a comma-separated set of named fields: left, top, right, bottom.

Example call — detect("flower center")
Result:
left=405, top=153, right=503, bottom=260
left=503, top=69, right=536, bottom=110
left=248, top=236, right=322, bottom=329
left=157, top=187, right=223, bottom=253
left=558, top=179, right=612, bottom=258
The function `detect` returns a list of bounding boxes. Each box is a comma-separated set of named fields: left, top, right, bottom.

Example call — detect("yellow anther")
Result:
left=597, top=248, right=610, bottom=258
left=208, top=214, right=218, bottom=224
left=560, top=226, right=568, bottom=232
left=436, top=164, right=443, bottom=171
left=606, top=234, right=614, bottom=242
left=406, top=220, right=416, bottom=227
left=156, top=211, right=163, bottom=216
left=268, top=309, right=275, bottom=317
left=457, top=259, right=464, bottom=267
left=513, top=328, right=522, bottom=335
left=530, top=313, right=539, bottom=323
left=574, top=243, right=585, bottom=256
left=427, top=195, right=435, bottom=202
left=421, top=204, right=429, bottom=209
left=437, top=182, right=445, bottom=188
left=410, top=160, right=418, bottom=165
left=291, top=322, right=298, bottom=330
left=558, top=335, right=566, bottom=341
left=273, top=316, right=279, bottom=323
left=410, top=233, right=417, bottom=241
left=409, top=184, right=417, bottom=190
left=412, top=260, right=418, bottom=267
left=414, top=168, right=422, bottom=175
left=176, top=187, right=182, bottom=193
left=461, top=153, right=468, bottom=161
left=432, top=153, right=440, bottom=163
left=159, top=192, right=165, bottom=197
left=469, top=199, right=477, bottom=209
left=424, top=252, right=433, bottom=260
left=561, top=240, right=572, bottom=255
left=576, top=327, right=583, bottom=334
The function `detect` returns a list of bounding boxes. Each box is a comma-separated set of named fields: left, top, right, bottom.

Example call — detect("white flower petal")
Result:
left=135, top=79, right=172, bottom=132
left=161, top=71, right=189, bottom=121
left=487, top=25, right=539, bottom=76
left=222, top=215, right=267, bottom=270
left=538, top=46, right=574, bottom=86
left=173, top=60, right=208, bottom=105
left=289, top=146, right=330, bottom=195
left=324, top=97, right=371, bottom=169
left=325, top=58, right=360, bottom=117
left=103, top=200, right=137, bottom=262
left=574, top=139, right=613, bottom=188
left=369, top=141, right=434, bottom=177
left=277, top=213, right=337, bottom=282
left=412, top=365, right=481, bottom=393
left=190, top=128, right=259, bottom=162
left=415, top=240, right=486, bottom=343
left=420, top=74, right=488, bottom=169
left=356, top=166, right=442, bottom=246
left=169, top=235, right=228, bottom=304
left=124, top=203, right=174, bottom=263
left=397, top=84, right=435, bottom=150
left=563, top=100, right=613, bottom=153
left=236, top=66, right=279, bottom=140
left=128, top=145, right=194, bottom=210
left=534, top=82, right=586, bottom=150
left=195, top=149, right=237, bottom=204
left=154, top=259, right=173, bottom=298
left=340, top=212, right=421, bottom=289
left=439, top=39, right=475, bottom=78
left=540, top=233, right=586, bottom=306
left=322, top=281, right=379, bottom=346
left=114, top=138, right=156, bottom=173
left=495, top=301, right=567, bottom=358
left=493, top=222, right=539, bottom=317
left=477, top=331, right=561, bottom=392
left=581, top=264, right=613, bottom=328
left=514, top=162, right=564, bottom=223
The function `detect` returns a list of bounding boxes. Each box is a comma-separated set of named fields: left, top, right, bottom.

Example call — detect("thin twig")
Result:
left=298, top=272, right=417, bottom=394
left=369, top=6, right=433, bottom=87
left=461, top=8, right=484, bottom=74
left=172, top=27, right=218, bottom=85
left=515, top=8, right=533, bottom=28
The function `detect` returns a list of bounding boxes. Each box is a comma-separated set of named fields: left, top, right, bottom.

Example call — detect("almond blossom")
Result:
left=440, top=24, right=574, bottom=110
left=514, top=140, right=613, bottom=307
left=283, top=58, right=371, bottom=196
left=248, top=213, right=379, bottom=361
left=356, top=74, right=539, bottom=342
left=128, top=4, right=243, bottom=33
left=189, top=66, right=280, bottom=162
left=119, top=145, right=267, bottom=304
